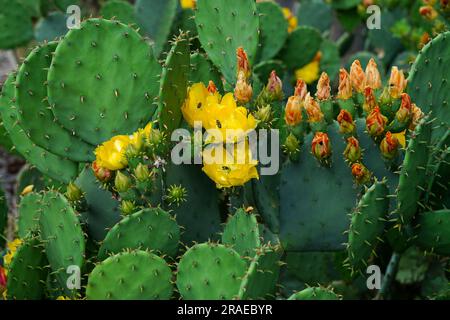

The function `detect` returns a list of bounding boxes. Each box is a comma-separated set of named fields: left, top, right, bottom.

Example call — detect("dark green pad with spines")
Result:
left=6, top=236, right=48, bottom=300
left=76, top=166, right=121, bottom=242
left=256, top=1, right=288, bottom=62
left=100, top=0, right=138, bottom=26
left=176, top=243, right=247, bottom=300
left=394, top=117, right=432, bottom=225
left=0, top=0, right=34, bottom=49
left=280, top=122, right=358, bottom=251
left=195, top=0, right=260, bottom=84
left=18, top=192, right=43, bottom=238
left=222, top=208, right=261, bottom=260
left=280, top=26, right=323, bottom=70
left=0, top=73, right=78, bottom=183
left=252, top=173, right=280, bottom=233
left=16, top=42, right=95, bottom=162
left=16, top=165, right=64, bottom=195
left=86, top=250, right=173, bottom=300
left=164, top=164, right=221, bottom=244
left=238, top=245, right=283, bottom=299
left=0, top=186, right=7, bottom=247
left=39, top=191, right=85, bottom=291
left=34, top=12, right=69, bottom=42
left=408, top=32, right=450, bottom=144
left=347, top=180, right=389, bottom=274
left=190, top=52, right=224, bottom=92
left=297, top=0, right=332, bottom=32
left=98, top=208, right=180, bottom=260
left=47, top=18, right=161, bottom=145
left=415, top=209, right=450, bottom=256
left=157, top=33, right=190, bottom=135
left=288, top=287, right=340, bottom=300
left=135, top=0, right=178, bottom=57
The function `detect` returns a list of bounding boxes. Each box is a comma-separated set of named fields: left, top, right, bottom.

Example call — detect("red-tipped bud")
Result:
left=365, top=58, right=382, bottom=90
left=409, top=103, right=424, bottom=131
left=363, top=86, right=378, bottom=113
left=236, top=47, right=251, bottom=78
left=420, top=5, right=438, bottom=20
left=395, top=93, right=412, bottom=123
left=316, top=72, right=331, bottom=101
left=351, top=163, right=371, bottom=184
left=294, top=79, right=308, bottom=101
left=266, top=70, right=283, bottom=100
left=380, top=131, right=400, bottom=159
left=350, top=60, right=366, bottom=93
left=305, top=94, right=324, bottom=123
left=337, top=109, right=355, bottom=134
left=344, top=137, right=362, bottom=163
left=92, top=161, right=112, bottom=182
left=234, top=71, right=253, bottom=104
left=311, top=132, right=331, bottom=161
left=284, top=95, right=302, bottom=126
left=338, top=68, right=352, bottom=100
left=207, top=80, right=217, bottom=94
left=389, top=67, right=407, bottom=99
left=366, top=106, right=388, bottom=137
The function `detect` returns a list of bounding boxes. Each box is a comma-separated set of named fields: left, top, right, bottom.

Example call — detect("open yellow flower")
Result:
left=202, top=142, right=259, bottom=188
left=94, top=135, right=131, bottom=171
left=181, top=82, right=221, bottom=127
left=295, top=52, right=322, bottom=85
left=4, top=239, right=23, bottom=271
left=180, top=0, right=196, bottom=9
left=282, top=7, right=298, bottom=33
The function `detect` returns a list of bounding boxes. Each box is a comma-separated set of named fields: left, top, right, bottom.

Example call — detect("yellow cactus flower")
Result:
left=202, top=142, right=259, bottom=188
left=94, top=135, right=131, bottom=171
left=180, top=0, right=196, bottom=10
left=181, top=82, right=221, bottom=127
left=20, top=184, right=34, bottom=196
left=3, top=239, right=23, bottom=269
left=392, top=131, right=406, bottom=148
left=295, top=60, right=320, bottom=85
left=282, top=7, right=298, bottom=33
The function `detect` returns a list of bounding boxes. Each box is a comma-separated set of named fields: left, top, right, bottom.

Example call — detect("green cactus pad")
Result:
left=253, top=60, right=286, bottom=84
left=47, top=18, right=161, bottom=145
left=408, top=32, right=450, bottom=144
left=190, top=52, right=224, bottom=92
left=0, top=186, right=7, bottom=247
left=394, top=117, right=432, bottom=225
left=281, top=26, right=323, bottom=70
left=135, top=0, right=178, bottom=57
left=252, top=173, right=280, bottom=234
left=6, top=236, right=48, bottom=300
left=75, top=166, right=121, bottom=242
left=156, top=32, right=190, bottom=135
left=195, top=0, right=259, bottom=84
left=427, top=144, right=450, bottom=210
left=98, top=208, right=180, bottom=260
left=0, top=0, right=34, bottom=49
left=288, top=287, right=340, bottom=300
left=238, top=245, right=283, bottom=299
left=54, top=0, right=79, bottom=11
left=100, top=0, right=138, bottom=26
left=415, top=209, right=450, bottom=256
left=176, top=243, right=247, bottom=300
left=39, top=191, right=85, bottom=292
left=297, top=0, right=332, bottom=32
left=0, top=73, right=78, bottom=183
left=256, top=1, right=288, bottom=62
left=280, top=122, right=358, bottom=251
left=34, top=12, right=69, bottom=42
left=222, top=208, right=261, bottom=259
left=16, top=165, right=64, bottom=196
left=16, top=42, right=95, bottom=162
left=347, top=180, right=389, bottom=274
left=86, top=250, right=173, bottom=300
left=17, top=192, right=43, bottom=238
left=164, top=164, right=221, bottom=244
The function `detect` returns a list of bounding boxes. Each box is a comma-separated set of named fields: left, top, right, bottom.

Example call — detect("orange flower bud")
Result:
left=305, top=94, right=324, bottom=123
left=351, top=163, right=371, bottom=184
left=344, top=137, right=362, bottom=163
left=92, top=160, right=112, bottom=182
left=285, top=95, right=303, bottom=126
left=337, top=109, right=355, bottom=134
left=389, top=67, right=407, bottom=99
left=236, top=47, right=251, bottom=78
left=365, top=58, right=382, bottom=90
left=311, top=132, right=331, bottom=160
left=266, top=70, right=283, bottom=100
left=380, top=131, right=400, bottom=159
left=207, top=80, right=218, bottom=94
left=409, top=103, right=424, bottom=131
left=316, top=72, right=331, bottom=101
left=363, top=86, right=378, bottom=113
left=420, top=5, right=438, bottom=20
left=294, top=79, right=308, bottom=101
left=366, top=106, right=388, bottom=136
left=338, top=68, right=352, bottom=100
left=396, top=93, right=412, bottom=123
left=350, top=60, right=366, bottom=93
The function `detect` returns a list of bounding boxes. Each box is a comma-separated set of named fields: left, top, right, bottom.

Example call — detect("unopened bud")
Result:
left=395, top=93, right=412, bottom=123
left=343, top=137, right=362, bottom=163
left=337, top=109, right=355, bottom=134
left=350, top=60, right=366, bottom=93
left=389, top=67, right=407, bottom=99
left=316, top=72, right=331, bottom=101
left=284, top=95, right=303, bottom=126
left=134, top=163, right=150, bottom=182
left=294, top=79, right=308, bottom=101
left=351, top=163, right=371, bottom=184
left=266, top=70, right=283, bottom=101
left=380, top=132, right=400, bottom=160
left=115, top=171, right=131, bottom=193
left=365, top=58, right=382, bottom=90
left=366, top=106, right=387, bottom=137
left=120, top=200, right=136, bottom=216
left=21, top=185, right=34, bottom=196
left=66, top=182, right=83, bottom=202
left=338, top=69, right=352, bottom=100
left=311, top=132, right=331, bottom=161
left=234, top=71, right=253, bottom=104
left=92, top=161, right=112, bottom=182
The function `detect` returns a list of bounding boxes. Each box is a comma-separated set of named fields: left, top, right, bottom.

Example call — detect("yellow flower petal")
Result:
left=94, top=135, right=130, bottom=170
left=295, top=60, right=320, bottom=85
